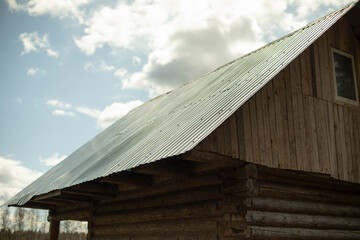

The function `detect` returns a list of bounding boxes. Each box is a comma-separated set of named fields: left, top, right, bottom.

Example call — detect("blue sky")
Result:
left=0, top=0, right=353, bottom=204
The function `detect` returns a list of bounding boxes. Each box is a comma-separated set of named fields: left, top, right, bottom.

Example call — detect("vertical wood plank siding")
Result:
left=196, top=18, right=360, bottom=184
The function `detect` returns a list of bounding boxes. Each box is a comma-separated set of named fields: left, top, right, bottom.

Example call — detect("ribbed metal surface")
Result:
left=6, top=1, right=357, bottom=206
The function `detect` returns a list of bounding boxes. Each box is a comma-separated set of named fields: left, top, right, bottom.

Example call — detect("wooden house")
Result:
left=6, top=1, right=360, bottom=239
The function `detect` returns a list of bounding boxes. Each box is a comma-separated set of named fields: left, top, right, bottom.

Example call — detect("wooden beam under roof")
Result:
left=133, top=158, right=192, bottom=178
left=33, top=190, right=62, bottom=201
left=10, top=202, right=55, bottom=210
left=98, top=171, right=152, bottom=187
left=62, top=181, right=117, bottom=198
left=31, top=198, right=69, bottom=206
left=182, top=150, right=245, bottom=167
left=51, top=194, right=93, bottom=203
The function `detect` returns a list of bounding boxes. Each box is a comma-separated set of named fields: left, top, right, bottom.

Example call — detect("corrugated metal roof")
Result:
left=6, top=1, right=358, bottom=206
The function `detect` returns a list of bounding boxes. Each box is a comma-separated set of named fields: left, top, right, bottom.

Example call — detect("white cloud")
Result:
left=26, top=67, right=45, bottom=76
left=84, top=60, right=115, bottom=72
left=97, top=100, right=143, bottom=129
left=46, top=98, right=143, bottom=129
left=114, top=68, right=128, bottom=78
left=45, top=98, right=143, bottom=129
left=52, top=109, right=75, bottom=117
left=5, top=0, right=25, bottom=11
left=19, top=32, right=59, bottom=57
left=46, top=48, right=59, bottom=58
left=5, top=0, right=90, bottom=23
left=16, top=98, right=22, bottom=104
left=75, top=106, right=101, bottom=118
left=39, top=152, right=67, bottom=167
left=99, top=61, right=115, bottom=71
left=0, top=156, right=43, bottom=205
left=46, top=99, right=71, bottom=109
left=132, top=56, right=141, bottom=66
left=84, top=61, right=95, bottom=71
left=27, top=68, right=38, bottom=76
left=19, top=32, right=48, bottom=55
left=73, top=0, right=352, bottom=97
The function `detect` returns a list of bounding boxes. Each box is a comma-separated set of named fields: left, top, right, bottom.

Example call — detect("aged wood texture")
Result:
left=196, top=17, right=360, bottom=184
left=85, top=169, right=223, bottom=239
left=244, top=165, right=360, bottom=240
left=49, top=219, right=60, bottom=240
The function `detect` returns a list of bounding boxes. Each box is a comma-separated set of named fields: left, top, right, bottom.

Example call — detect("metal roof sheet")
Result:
left=6, top=1, right=357, bottom=206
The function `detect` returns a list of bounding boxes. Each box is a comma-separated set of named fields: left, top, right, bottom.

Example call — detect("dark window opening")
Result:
left=332, top=48, right=359, bottom=104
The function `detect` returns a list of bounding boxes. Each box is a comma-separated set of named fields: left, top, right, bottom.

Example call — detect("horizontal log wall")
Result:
left=50, top=164, right=360, bottom=239
left=50, top=165, right=260, bottom=240
left=196, top=17, right=360, bottom=184
left=90, top=171, right=222, bottom=240
left=244, top=167, right=360, bottom=240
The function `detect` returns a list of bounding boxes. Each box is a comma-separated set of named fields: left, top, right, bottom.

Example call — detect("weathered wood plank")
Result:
left=273, top=71, right=290, bottom=168
left=209, top=129, right=218, bottom=153
left=313, top=40, right=323, bottom=99
left=94, top=217, right=218, bottom=235
left=217, top=124, right=225, bottom=155
left=266, top=81, right=279, bottom=168
left=242, top=102, right=254, bottom=163
left=338, top=105, right=349, bottom=181
left=99, top=172, right=221, bottom=204
left=247, top=210, right=360, bottom=230
left=334, top=105, right=344, bottom=180
left=94, top=200, right=218, bottom=224
left=97, top=185, right=219, bottom=213
left=49, top=208, right=91, bottom=221
left=249, top=97, right=260, bottom=164
left=349, top=109, right=358, bottom=183
left=319, top=33, right=332, bottom=101
left=223, top=119, right=233, bottom=157
left=255, top=92, right=266, bottom=165
left=286, top=63, right=297, bottom=170
left=98, top=172, right=152, bottom=187
left=229, top=114, right=239, bottom=159
left=92, top=233, right=217, bottom=240
left=309, top=45, right=318, bottom=98
left=314, top=99, right=330, bottom=174
left=246, top=197, right=360, bottom=217
left=261, top=85, right=272, bottom=167
left=353, top=111, right=360, bottom=183
left=257, top=180, right=360, bottom=205
left=182, top=150, right=244, bottom=167
left=343, top=107, right=353, bottom=182
left=236, top=107, right=246, bottom=161
left=201, top=133, right=211, bottom=152
left=250, top=226, right=360, bottom=240
left=300, top=48, right=313, bottom=96
left=327, top=101, right=338, bottom=179
left=302, top=97, right=312, bottom=172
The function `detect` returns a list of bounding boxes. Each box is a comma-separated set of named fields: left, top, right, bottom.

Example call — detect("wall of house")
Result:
left=196, top=17, right=360, bottom=184
left=244, top=165, right=360, bottom=240
left=85, top=171, right=222, bottom=240
left=49, top=162, right=360, bottom=240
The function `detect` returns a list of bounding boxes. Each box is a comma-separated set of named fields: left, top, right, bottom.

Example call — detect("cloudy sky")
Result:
left=0, top=0, right=353, bottom=204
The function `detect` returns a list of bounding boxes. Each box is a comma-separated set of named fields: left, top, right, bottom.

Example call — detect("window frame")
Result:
left=331, top=47, right=359, bottom=106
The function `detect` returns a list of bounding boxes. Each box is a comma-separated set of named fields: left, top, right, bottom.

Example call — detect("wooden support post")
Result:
left=49, top=210, right=60, bottom=240
left=87, top=201, right=96, bottom=240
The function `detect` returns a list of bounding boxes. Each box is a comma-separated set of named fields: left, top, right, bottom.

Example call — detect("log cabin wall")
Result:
left=50, top=167, right=254, bottom=240
left=48, top=164, right=360, bottom=240
left=196, top=17, right=360, bottom=184
left=244, top=165, right=360, bottom=240
left=72, top=171, right=223, bottom=240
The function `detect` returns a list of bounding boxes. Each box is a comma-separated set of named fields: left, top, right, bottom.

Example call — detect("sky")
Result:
left=0, top=0, right=354, bottom=204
